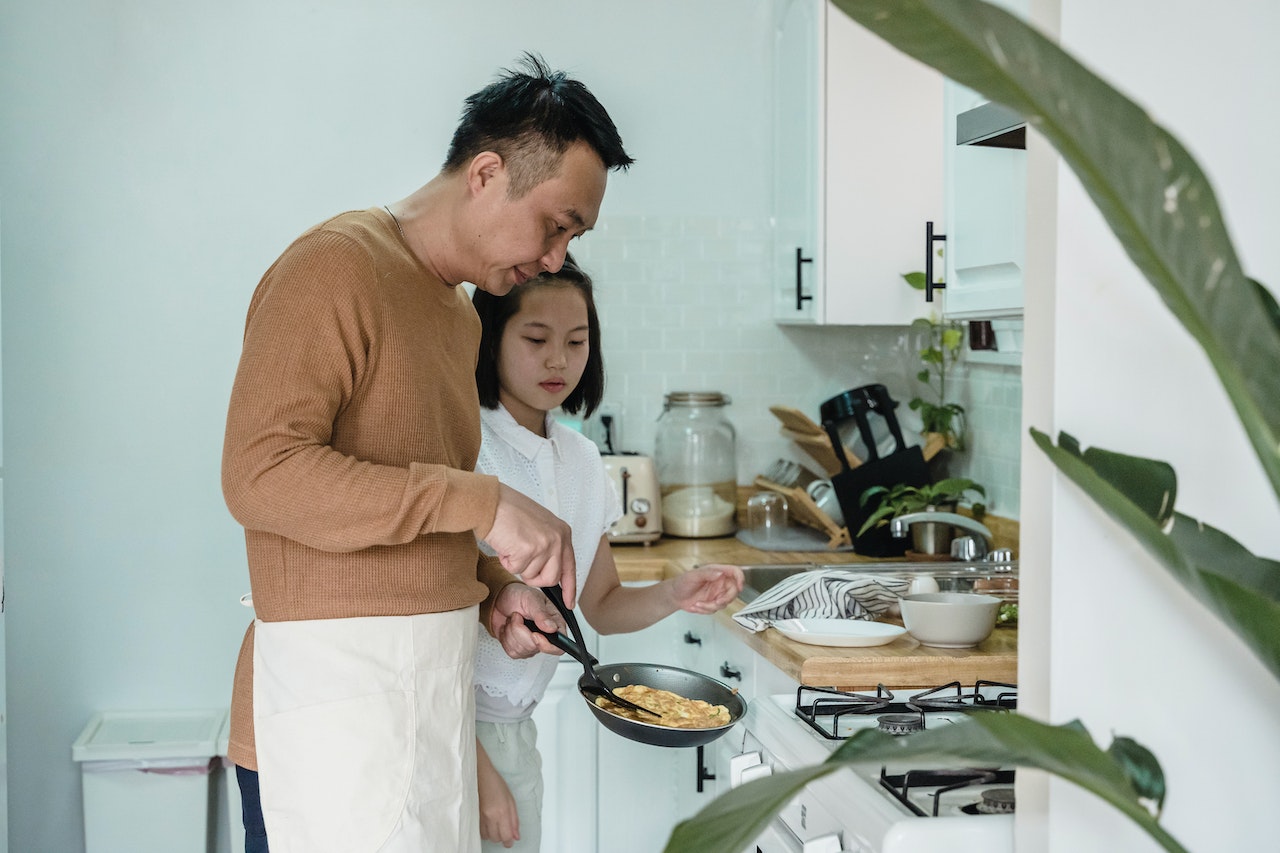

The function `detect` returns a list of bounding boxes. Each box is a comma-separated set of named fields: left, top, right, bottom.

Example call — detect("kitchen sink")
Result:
left=737, top=561, right=1019, bottom=604
left=738, top=565, right=820, bottom=603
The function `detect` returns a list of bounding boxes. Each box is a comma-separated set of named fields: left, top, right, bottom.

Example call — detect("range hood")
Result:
left=956, top=101, right=1026, bottom=149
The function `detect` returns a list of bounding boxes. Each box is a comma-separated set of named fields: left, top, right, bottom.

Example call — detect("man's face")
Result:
left=468, top=142, right=608, bottom=296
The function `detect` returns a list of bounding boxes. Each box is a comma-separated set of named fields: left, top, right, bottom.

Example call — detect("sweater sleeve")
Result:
left=221, top=228, right=500, bottom=552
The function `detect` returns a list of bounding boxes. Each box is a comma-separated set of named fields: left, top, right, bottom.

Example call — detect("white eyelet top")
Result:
left=473, top=403, right=621, bottom=721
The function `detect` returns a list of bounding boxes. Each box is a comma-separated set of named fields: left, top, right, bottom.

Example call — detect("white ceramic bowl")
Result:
left=899, top=592, right=1002, bottom=648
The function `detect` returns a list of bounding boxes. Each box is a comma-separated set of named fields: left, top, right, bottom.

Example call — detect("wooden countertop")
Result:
left=611, top=532, right=1018, bottom=690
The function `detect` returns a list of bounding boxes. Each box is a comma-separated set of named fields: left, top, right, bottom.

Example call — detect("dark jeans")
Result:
left=236, top=765, right=270, bottom=853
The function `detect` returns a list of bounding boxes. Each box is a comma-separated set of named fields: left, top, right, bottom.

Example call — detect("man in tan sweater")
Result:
left=221, top=53, right=632, bottom=852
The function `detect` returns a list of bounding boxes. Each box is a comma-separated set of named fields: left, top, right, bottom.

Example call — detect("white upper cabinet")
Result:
left=941, top=0, right=1029, bottom=320
left=772, top=0, right=944, bottom=325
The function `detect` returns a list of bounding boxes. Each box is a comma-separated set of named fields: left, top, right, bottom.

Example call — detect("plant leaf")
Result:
left=663, top=764, right=841, bottom=853
left=903, top=270, right=928, bottom=290
left=1032, top=429, right=1280, bottom=679
left=1108, top=735, right=1167, bottom=817
left=831, top=0, right=1280, bottom=504
left=1057, top=439, right=1178, bottom=528
left=665, top=715, right=1191, bottom=853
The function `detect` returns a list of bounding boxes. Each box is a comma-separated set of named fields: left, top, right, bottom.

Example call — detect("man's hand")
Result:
left=490, top=583, right=567, bottom=659
left=482, top=484, right=577, bottom=607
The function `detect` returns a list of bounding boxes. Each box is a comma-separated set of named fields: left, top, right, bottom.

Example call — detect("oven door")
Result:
left=751, top=816, right=846, bottom=853
left=752, top=819, right=803, bottom=852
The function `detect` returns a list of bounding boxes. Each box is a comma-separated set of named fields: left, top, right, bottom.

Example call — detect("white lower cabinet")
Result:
left=531, top=658, right=599, bottom=853
left=594, top=619, right=681, bottom=852
left=594, top=611, right=727, bottom=852
left=537, top=589, right=777, bottom=852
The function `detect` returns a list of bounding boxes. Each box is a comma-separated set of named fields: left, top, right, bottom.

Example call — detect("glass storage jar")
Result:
left=654, top=391, right=738, bottom=538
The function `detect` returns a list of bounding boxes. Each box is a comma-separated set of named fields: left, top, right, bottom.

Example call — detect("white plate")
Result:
left=771, top=618, right=906, bottom=647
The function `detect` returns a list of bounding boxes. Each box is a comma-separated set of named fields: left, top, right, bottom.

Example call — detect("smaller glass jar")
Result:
left=654, top=392, right=738, bottom=538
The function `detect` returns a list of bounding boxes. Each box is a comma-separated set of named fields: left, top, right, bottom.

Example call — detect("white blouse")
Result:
left=473, top=403, right=622, bottom=721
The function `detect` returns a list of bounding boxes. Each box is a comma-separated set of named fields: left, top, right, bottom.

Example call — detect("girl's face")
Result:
left=497, top=283, right=591, bottom=436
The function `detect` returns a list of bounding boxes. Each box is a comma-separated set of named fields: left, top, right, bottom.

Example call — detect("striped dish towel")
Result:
left=732, top=570, right=911, bottom=632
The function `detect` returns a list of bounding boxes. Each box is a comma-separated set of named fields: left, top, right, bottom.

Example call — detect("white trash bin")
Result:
left=73, top=709, right=227, bottom=853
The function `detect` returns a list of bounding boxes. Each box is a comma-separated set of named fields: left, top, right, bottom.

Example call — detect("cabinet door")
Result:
left=594, top=608, right=683, bottom=852
left=595, top=607, right=729, bottom=849
left=941, top=0, right=1029, bottom=320
left=531, top=659, right=598, bottom=853
left=772, top=0, right=943, bottom=326
left=822, top=1, right=943, bottom=325
left=942, top=80, right=1027, bottom=320
left=772, top=0, right=822, bottom=323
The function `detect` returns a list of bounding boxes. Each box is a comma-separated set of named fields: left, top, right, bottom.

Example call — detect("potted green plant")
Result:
left=902, top=273, right=968, bottom=452
left=856, top=477, right=986, bottom=553
left=666, top=2, right=1279, bottom=852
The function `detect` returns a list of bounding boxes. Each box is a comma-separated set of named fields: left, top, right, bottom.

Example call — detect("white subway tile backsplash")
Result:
left=576, top=214, right=1023, bottom=518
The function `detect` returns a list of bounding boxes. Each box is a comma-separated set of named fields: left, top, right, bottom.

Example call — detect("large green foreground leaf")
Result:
left=1033, top=429, right=1280, bottom=679
left=832, top=0, right=1280, bottom=501
left=665, top=715, right=1188, bottom=853
left=664, top=764, right=841, bottom=852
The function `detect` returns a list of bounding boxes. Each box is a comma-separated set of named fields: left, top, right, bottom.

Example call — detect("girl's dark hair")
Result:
left=473, top=253, right=605, bottom=417
left=444, top=52, right=634, bottom=198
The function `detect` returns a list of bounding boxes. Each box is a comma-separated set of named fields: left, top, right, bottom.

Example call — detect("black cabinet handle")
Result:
left=683, top=631, right=702, bottom=646
left=925, top=221, right=947, bottom=303
left=695, top=744, right=717, bottom=793
left=794, top=247, right=813, bottom=310
left=720, top=662, right=742, bottom=681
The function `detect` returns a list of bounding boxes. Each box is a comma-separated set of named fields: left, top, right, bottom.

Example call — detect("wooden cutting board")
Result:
left=769, top=404, right=827, bottom=436
left=718, top=601, right=1017, bottom=690
left=770, top=404, right=948, bottom=476
left=770, top=405, right=862, bottom=475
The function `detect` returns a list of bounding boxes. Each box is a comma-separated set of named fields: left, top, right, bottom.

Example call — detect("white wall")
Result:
left=0, top=3, right=779, bottom=851
left=1024, top=1, right=1280, bottom=850
left=0, top=2, right=1025, bottom=850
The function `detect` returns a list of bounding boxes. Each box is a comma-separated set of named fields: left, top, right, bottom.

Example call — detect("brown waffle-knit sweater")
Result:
left=222, top=207, right=514, bottom=770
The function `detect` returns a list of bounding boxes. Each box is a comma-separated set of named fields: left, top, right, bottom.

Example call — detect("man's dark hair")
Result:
left=445, top=52, right=634, bottom=198
left=473, top=253, right=605, bottom=418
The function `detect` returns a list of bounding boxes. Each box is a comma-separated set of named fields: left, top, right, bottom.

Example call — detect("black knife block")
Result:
left=820, top=384, right=932, bottom=557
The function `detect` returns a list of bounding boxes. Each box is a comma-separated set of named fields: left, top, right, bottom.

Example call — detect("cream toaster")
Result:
left=602, top=454, right=663, bottom=543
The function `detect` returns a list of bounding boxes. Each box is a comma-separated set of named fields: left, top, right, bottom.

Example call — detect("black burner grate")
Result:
left=793, top=681, right=1017, bottom=740
left=880, top=767, right=1017, bottom=817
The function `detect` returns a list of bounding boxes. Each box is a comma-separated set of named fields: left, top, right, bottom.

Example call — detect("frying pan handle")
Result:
left=530, top=583, right=595, bottom=672
left=522, top=619, right=598, bottom=667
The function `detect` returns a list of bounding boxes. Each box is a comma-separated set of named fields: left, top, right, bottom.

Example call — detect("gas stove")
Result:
left=728, top=682, right=1017, bottom=852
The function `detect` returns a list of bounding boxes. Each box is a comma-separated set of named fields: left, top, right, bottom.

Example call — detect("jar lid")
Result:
left=664, top=391, right=731, bottom=407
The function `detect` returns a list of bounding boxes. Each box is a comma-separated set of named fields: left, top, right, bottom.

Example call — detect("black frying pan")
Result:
left=581, top=661, right=746, bottom=748
left=527, top=585, right=747, bottom=748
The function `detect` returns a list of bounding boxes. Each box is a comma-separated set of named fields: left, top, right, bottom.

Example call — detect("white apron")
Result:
left=253, top=606, right=481, bottom=853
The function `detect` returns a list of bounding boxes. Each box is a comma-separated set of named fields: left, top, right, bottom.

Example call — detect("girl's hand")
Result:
left=491, top=583, right=567, bottom=659
left=671, top=563, right=745, bottom=614
left=477, top=742, right=521, bottom=847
